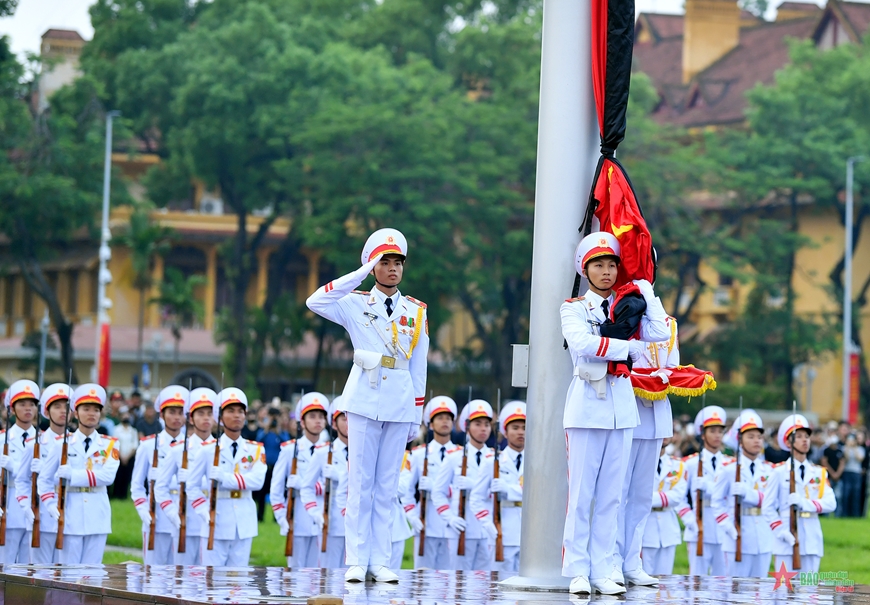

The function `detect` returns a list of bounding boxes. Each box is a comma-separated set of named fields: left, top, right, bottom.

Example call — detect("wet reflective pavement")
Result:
left=0, top=565, right=866, bottom=604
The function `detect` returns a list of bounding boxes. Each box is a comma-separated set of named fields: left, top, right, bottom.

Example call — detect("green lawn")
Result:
left=107, top=500, right=867, bottom=582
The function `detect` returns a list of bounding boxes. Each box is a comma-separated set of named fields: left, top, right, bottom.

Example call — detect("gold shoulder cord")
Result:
left=391, top=305, right=425, bottom=360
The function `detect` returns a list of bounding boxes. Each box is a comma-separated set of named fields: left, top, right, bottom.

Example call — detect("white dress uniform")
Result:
left=300, top=438, right=349, bottom=568
left=712, top=412, right=778, bottom=578
left=641, top=454, right=687, bottom=575
left=561, top=234, right=669, bottom=584
left=306, top=229, right=429, bottom=573
left=392, top=452, right=414, bottom=570
left=14, top=427, right=61, bottom=564
left=186, top=431, right=266, bottom=566
left=469, top=445, right=523, bottom=573
left=131, top=428, right=185, bottom=565
left=614, top=318, right=678, bottom=577
left=270, top=432, right=322, bottom=567
left=37, top=385, right=119, bottom=565
left=770, top=415, right=837, bottom=574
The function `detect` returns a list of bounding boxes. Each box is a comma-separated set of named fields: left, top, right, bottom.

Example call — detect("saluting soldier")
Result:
left=186, top=387, right=266, bottom=566
left=771, top=414, right=836, bottom=574
left=403, top=396, right=458, bottom=570
left=270, top=392, right=328, bottom=568
left=306, top=228, right=429, bottom=583
left=712, top=410, right=778, bottom=578
left=14, top=383, right=71, bottom=564
left=432, top=399, right=494, bottom=571
left=299, top=396, right=350, bottom=569
left=641, top=438, right=689, bottom=576
left=560, top=232, right=669, bottom=595
left=682, top=406, right=730, bottom=576
left=0, top=380, right=40, bottom=564
left=470, top=401, right=526, bottom=573
left=131, top=385, right=188, bottom=565
left=156, top=387, right=216, bottom=564
left=38, top=384, right=119, bottom=565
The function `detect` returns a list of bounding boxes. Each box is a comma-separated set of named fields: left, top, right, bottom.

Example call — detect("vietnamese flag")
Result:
left=97, top=323, right=111, bottom=388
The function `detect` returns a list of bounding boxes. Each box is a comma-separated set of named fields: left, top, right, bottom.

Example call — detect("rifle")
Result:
left=457, top=385, right=472, bottom=557
left=417, top=424, right=431, bottom=557
left=55, top=375, right=72, bottom=550
left=207, top=381, right=223, bottom=551
left=789, top=400, right=801, bottom=570
left=147, top=432, right=159, bottom=551
left=178, top=381, right=192, bottom=554
left=494, top=388, right=504, bottom=563
left=734, top=396, right=743, bottom=563
left=284, top=438, right=299, bottom=557
left=696, top=446, right=703, bottom=556
left=0, top=405, right=10, bottom=546
left=321, top=433, right=333, bottom=553
left=31, top=420, right=41, bottom=548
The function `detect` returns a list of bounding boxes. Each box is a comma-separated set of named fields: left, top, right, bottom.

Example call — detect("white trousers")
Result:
left=450, top=537, right=492, bottom=571
left=495, top=546, right=520, bottom=573
left=201, top=536, right=252, bottom=566
left=59, top=534, right=107, bottom=565
left=413, top=535, right=453, bottom=570
left=775, top=554, right=820, bottom=574
left=562, top=427, right=632, bottom=580
left=345, top=413, right=411, bottom=568
left=724, top=551, right=771, bottom=578
left=641, top=545, right=676, bottom=575
left=615, top=438, right=662, bottom=573
left=175, top=535, right=202, bottom=565
left=142, top=531, right=175, bottom=565
left=1, top=528, right=31, bottom=564
left=390, top=539, right=406, bottom=570
left=325, top=535, right=347, bottom=569
left=30, top=531, right=58, bottom=565
left=286, top=535, right=320, bottom=568
left=687, top=541, right=726, bottom=576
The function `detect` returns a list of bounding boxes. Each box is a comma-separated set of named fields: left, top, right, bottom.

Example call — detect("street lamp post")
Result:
left=93, top=110, right=121, bottom=383
left=38, top=308, right=49, bottom=389
left=842, top=156, right=864, bottom=422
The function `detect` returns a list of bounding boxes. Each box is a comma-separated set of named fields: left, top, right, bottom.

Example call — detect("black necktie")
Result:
left=601, top=299, right=610, bottom=319
left=800, top=464, right=805, bottom=481
left=310, top=445, right=315, bottom=455
left=84, top=437, right=91, bottom=453
left=750, top=461, right=755, bottom=476
left=385, top=298, right=393, bottom=317
left=515, top=453, right=522, bottom=471
left=440, top=446, right=446, bottom=461
left=231, top=442, right=238, bottom=459
left=345, top=448, right=349, bottom=461
left=22, top=432, right=28, bottom=447
left=171, top=439, right=176, bottom=446
left=476, top=451, right=482, bottom=466
left=711, top=455, right=717, bottom=471
left=657, top=458, right=662, bottom=476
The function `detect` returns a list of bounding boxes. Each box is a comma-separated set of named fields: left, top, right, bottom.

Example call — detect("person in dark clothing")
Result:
left=241, top=410, right=260, bottom=441
left=134, top=402, right=163, bottom=437
left=254, top=408, right=290, bottom=521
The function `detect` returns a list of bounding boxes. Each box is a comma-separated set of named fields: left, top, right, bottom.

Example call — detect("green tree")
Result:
left=111, top=201, right=174, bottom=364
left=151, top=267, right=205, bottom=372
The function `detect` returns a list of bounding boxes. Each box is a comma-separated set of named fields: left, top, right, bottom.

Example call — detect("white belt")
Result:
left=354, top=350, right=409, bottom=389
left=216, top=490, right=248, bottom=500
left=68, top=486, right=107, bottom=494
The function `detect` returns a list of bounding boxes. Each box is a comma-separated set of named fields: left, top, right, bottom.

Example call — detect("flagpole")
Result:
left=500, top=0, right=598, bottom=591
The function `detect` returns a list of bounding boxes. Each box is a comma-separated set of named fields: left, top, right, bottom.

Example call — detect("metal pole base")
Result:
left=498, top=575, right=571, bottom=592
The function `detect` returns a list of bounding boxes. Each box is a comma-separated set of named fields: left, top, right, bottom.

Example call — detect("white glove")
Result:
left=481, top=518, right=498, bottom=541
left=0, top=454, right=13, bottom=471
left=322, top=465, right=339, bottom=481
left=408, top=424, right=420, bottom=443
left=775, top=524, right=796, bottom=546
left=277, top=515, right=290, bottom=536
left=147, top=466, right=158, bottom=482
left=195, top=505, right=210, bottom=526
left=58, top=465, right=73, bottom=480
left=720, top=520, right=738, bottom=541
left=30, top=457, right=42, bottom=474
left=418, top=475, right=432, bottom=492
left=787, top=492, right=815, bottom=512
left=628, top=340, right=645, bottom=362
left=46, top=503, right=59, bottom=521
left=632, top=278, right=655, bottom=300
left=22, top=507, right=34, bottom=530
left=405, top=510, right=424, bottom=534
left=208, top=465, right=228, bottom=484
left=445, top=513, right=467, bottom=533
left=682, top=517, right=698, bottom=534
left=136, top=503, right=152, bottom=525
left=176, top=468, right=189, bottom=484
left=308, top=506, right=325, bottom=532
left=731, top=482, right=747, bottom=498
left=694, top=476, right=711, bottom=493
left=490, top=478, right=508, bottom=496
left=454, top=475, right=472, bottom=491
left=286, top=474, right=300, bottom=490
left=165, top=508, right=182, bottom=530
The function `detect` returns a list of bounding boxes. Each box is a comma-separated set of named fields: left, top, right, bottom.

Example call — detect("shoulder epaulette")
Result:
left=315, top=442, right=329, bottom=449
left=683, top=453, right=698, bottom=461
left=723, top=459, right=736, bottom=466
left=281, top=440, right=295, bottom=448
left=404, top=295, right=427, bottom=308
left=246, top=439, right=262, bottom=446
left=25, top=436, right=35, bottom=443
left=412, top=444, right=425, bottom=451
left=351, top=290, right=369, bottom=295
left=140, top=435, right=156, bottom=441
left=55, top=434, right=64, bottom=441
left=772, top=461, right=787, bottom=468
left=447, top=446, right=462, bottom=455
left=564, top=296, right=585, bottom=303
left=485, top=452, right=495, bottom=458
left=170, top=440, right=183, bottom=447
left=202, top=439, right=216, bottom=445
left=106, top=436, right=118, bottom=442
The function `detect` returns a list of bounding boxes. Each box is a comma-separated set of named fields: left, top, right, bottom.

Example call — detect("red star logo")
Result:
left=769, top=561, right=799, bottom=591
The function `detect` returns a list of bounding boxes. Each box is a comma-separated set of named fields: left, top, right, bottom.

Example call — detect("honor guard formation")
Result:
left=0, top=228, right=837, bottom=592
